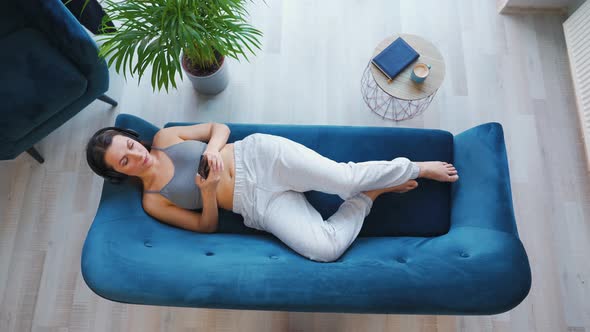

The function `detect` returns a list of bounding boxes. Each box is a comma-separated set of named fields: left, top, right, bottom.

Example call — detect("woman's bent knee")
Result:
left=310, top=253, right=342, bottom=263
left=305, top=245, right=343, bottom=263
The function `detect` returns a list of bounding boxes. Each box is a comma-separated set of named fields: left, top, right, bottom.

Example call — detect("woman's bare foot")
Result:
left=415, top=161, right=459, bottom=182
left=363, top=180, right=419, bottom=201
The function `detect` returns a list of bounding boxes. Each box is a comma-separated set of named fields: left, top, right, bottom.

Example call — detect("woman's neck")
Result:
left=138, top=152, right=162, bottom=189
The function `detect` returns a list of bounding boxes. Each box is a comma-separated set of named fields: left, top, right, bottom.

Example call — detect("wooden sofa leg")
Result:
left=98, top=94, right=118, bottom=107
left=26, top=147, right=44, bottom=163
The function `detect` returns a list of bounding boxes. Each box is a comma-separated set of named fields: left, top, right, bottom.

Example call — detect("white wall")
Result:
left=504, top=0, right=574, bottom=7
left=499, top=0, right=586, bottom=15
left=570, top=0, right=587, bottom=14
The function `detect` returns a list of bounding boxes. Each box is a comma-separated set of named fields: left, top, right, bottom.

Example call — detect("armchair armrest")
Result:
left=18, top=0, right=104, bottom=77
left=450, top=123, right=519, bottom=237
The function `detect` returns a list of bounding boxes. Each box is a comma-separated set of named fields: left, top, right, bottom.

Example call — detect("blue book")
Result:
left=371, top=37, right=420, bottom=82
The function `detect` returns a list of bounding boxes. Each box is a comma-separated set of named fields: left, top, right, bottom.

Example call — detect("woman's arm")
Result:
left=194, top=164, right=222, bottom=231
left=141, top=153, right=224, bottom=233
left=155, top=122, right=230, bottom=146
left=154, top=122, right=230, bottom=172
left=203, top=123, right=230, bottom=153
left=202, top=124, right=230, bottom=172
left=198, top=189, right=219, bottom=233
left=142, top=198, right=218, bottom=233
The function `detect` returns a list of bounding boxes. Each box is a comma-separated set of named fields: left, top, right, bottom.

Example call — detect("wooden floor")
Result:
left=1, top=0, right=589, bottom=331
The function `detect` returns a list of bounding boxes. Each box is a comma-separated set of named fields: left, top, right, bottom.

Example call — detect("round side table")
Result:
left=361, top=34, right=446, bottom=121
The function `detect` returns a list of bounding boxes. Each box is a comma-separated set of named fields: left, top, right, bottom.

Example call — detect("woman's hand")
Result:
left=196, top=167, right=221, bottom=195
left=202, top=149, right=224, bottom=173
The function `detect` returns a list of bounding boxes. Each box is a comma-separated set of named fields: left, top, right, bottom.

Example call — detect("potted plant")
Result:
left=98, top=0, right=262, bottom=94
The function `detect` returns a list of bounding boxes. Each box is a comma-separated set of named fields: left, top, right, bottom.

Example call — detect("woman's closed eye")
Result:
left=120, top=140, right=134, bottom=166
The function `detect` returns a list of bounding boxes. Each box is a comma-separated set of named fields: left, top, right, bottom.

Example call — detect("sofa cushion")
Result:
left=0, top=28, right=87, bottom=142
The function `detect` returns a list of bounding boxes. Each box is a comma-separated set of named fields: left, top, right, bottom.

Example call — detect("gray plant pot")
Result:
left=181, top=54, right=229, bottom=95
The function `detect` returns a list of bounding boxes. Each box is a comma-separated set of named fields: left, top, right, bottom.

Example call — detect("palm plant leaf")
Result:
left=98, top=0, right=263, bottom=92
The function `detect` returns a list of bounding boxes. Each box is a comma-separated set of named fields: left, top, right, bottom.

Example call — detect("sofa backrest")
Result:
left=165, top=122, right=455, bottom=237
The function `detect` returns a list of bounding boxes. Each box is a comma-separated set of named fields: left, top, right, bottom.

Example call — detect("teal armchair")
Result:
left=0, top=0, right=116, bottom=163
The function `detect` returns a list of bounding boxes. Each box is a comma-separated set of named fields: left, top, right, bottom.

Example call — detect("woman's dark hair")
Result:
left=86, top=127, right=150, bottom=184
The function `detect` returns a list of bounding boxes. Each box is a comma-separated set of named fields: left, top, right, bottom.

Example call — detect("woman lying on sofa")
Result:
left=86, top=123, right=459, bottom=262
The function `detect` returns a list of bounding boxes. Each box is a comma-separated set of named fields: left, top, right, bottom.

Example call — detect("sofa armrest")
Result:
left=18, top=0, right=104, bottom=78
left=451, top=123, right=519, bottom=237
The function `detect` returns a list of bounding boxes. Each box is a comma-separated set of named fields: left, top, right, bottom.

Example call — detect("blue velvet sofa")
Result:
left=81, top=114, right=531, bottom=314
left=0, top=0, right=116, bottom=163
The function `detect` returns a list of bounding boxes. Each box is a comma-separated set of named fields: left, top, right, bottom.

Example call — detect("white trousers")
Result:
left=232, top=134, right=420, bottom=262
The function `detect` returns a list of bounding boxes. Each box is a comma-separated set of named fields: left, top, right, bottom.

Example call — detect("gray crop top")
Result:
left=144, top=140, right=207, bottom=209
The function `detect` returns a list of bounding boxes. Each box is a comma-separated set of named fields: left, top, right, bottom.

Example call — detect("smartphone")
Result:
left=198, top=155, right=210, bottom=179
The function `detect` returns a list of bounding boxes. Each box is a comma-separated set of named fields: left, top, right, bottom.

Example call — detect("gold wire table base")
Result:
left=361, top=63, right=438, bottom=121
